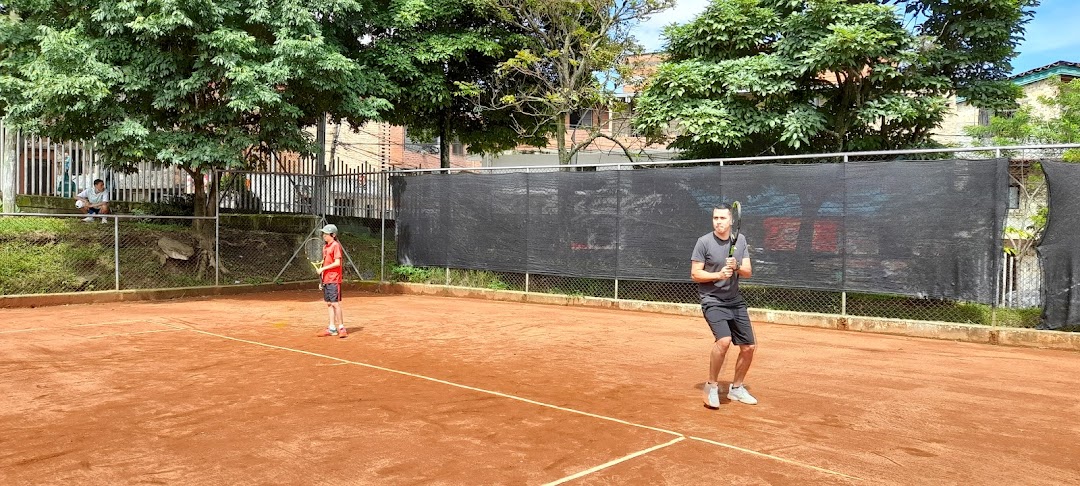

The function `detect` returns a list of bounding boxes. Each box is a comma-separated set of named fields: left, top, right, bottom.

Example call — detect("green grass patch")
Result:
left=448, top=269, right=513, bottom=290
left=0, top=216, right=82, bottom=239
left=0, top=240, right=114, bottom=294
left=390, top=265, right=441, bottom=283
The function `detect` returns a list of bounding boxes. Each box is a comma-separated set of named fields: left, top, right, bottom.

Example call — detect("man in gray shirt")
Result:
left=690, top=203, right=757, bottom=409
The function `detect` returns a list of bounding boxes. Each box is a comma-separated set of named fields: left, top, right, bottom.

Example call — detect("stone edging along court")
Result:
left=2, top=281, right=1077, bottom=352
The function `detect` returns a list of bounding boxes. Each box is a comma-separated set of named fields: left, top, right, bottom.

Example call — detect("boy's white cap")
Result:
left=320, top=224, right=338, bottom=234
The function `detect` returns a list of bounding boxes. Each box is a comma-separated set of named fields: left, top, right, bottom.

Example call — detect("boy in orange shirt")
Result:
left=315, top=224, right=347, bottom=338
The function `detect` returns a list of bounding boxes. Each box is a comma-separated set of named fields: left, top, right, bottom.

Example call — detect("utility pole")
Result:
left=315, top=114, right=327, bottom=216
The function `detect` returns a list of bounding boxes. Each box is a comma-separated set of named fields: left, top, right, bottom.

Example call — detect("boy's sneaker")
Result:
left=317, top=328, right=338, bottom=337
left=337, top=327, right=348, bottom=338
left=82, top=216, right=95, bottom=222
left=727, top=384, right=758, bottom=405
left=703, top=382, right=720, bottom=409
left=101, top=217, right=108, bottom=224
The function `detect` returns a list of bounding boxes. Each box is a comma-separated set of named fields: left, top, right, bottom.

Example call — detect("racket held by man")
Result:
left=728, top=201, right=741, bottom=258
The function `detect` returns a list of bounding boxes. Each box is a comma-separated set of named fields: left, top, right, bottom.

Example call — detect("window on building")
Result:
left=403, top=127, right=438, bottom=154
left=1008, top=184, right=1020, bottom=209
left=978, top=109, right=991, bottom=126
left=568, top=109, right=595, bottom=128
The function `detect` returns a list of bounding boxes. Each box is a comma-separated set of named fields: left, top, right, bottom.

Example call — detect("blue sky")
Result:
left=634, top=0, right=1080, bottom=75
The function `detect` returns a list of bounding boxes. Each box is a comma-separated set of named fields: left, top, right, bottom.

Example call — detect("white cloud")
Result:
left=633, top=0, right=712, bottom=52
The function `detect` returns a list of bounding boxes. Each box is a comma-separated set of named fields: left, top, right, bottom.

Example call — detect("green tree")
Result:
left=351, top=0, right=541, bottom=169
left=634, top=0, right=1036, bottom=158
left=968, top=76, right=1080, bottom=149
left=481, top=0, right=673, bottom=165
left=0, top=0, right=389, bottom=270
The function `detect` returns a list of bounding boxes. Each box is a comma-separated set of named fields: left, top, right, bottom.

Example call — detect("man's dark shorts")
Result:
left=702, top=302, right=755, bottom=345
left=323, top=283, right=341, bottom=303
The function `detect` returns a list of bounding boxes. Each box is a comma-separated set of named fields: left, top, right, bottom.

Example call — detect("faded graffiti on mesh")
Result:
left=1038, top=160, right=1080, bottom=329
left=392, top=158, right=1007, bottom=303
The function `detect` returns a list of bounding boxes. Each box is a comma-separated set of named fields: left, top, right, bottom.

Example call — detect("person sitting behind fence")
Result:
left=75, top=179, right=110, bottom=223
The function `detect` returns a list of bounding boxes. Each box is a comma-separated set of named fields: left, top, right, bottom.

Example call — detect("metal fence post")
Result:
left=992, top=147, right=1003, bottom=326
left=615, top=163, right=621, bottom=301
left=380, top=170, right=386, bottom=284
left=114, top=216, right=120, bottom=291
left=841, top=154, right=848, bottom=316
left=215, top=207, right=221, bottom=287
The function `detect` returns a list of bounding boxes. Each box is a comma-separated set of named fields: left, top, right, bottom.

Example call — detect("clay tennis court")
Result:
left=2, top=290, right=1079, bottom=485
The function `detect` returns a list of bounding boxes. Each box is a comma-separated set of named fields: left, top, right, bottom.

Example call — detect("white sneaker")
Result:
left=82, top=216, right=94, bottom=222
left=100, top=217, right=108, bottom=224
left=727, top=384, right=758, bottom=405
left=703, top=382, right=720, bottom=409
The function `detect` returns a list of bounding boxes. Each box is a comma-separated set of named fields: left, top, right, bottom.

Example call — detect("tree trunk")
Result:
left=186, top=167, right=225, bottom=280
left=556, top=114, right=570, bottom=167
left=1, top=119, right=16, bottom=213
left=440, top=109, right=451, bottom=171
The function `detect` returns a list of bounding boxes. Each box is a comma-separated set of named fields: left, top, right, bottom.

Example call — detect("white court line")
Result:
left=543, top=436, right=686, bottom=486
left=87, top=329, right=182, bottom=339
left=690, top=436, right=861, bottom=481
left=182, top=327, right=683, bottom=437
left=0, top=319, right=166, bottom=335
left=178, top=324, right=861, bottom=481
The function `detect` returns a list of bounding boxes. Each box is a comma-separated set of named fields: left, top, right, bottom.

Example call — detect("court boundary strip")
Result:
left=171, top=322, right=862, bottom=482
left=542, top=436, right=686, bottom=486
left=177, top=325, right=683, bottom=436
left=690, top=436, right=861, bottom=480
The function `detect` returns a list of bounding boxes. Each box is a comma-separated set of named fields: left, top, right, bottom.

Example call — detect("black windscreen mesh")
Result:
left=1038, top=160, right=1080, bottom=329
left=843, top=160, right=1007, bottom=302
left=446, top=173, right=528, bottom=271
left=392, top=158, right=1007, bottom=302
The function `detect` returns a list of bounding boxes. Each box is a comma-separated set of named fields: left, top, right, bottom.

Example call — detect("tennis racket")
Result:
left=728, top=201, right=742, bottom=258
left=304, top=237, right=324, bottom=287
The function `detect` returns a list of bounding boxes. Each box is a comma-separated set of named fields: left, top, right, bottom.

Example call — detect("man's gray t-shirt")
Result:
left=691, top=232, right=749, bottom=305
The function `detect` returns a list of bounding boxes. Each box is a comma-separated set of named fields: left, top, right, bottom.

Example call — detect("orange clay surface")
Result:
left=2, top=290, right=1079, bottom=485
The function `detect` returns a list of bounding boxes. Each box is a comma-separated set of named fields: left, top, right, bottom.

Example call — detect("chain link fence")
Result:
left=0, top=214, right=115, bottom=294
left=212, top=215, right=390, bottom=286
left=385, top=145, right=1077, bottom=328
left=4, top=144, right=1075, bottom=331
left=0, top=212, right=390, bottom=293
left=0, top=214, right=218, bottom=294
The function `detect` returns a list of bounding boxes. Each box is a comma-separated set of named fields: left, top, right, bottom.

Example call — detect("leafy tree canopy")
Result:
left=478, top=0, right=674, bottom=165
left=0, top=0, right=389, bottom=189
left=634, top=0, right=1037, bottom=158
left=351, top=0, right=543, bottom=167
